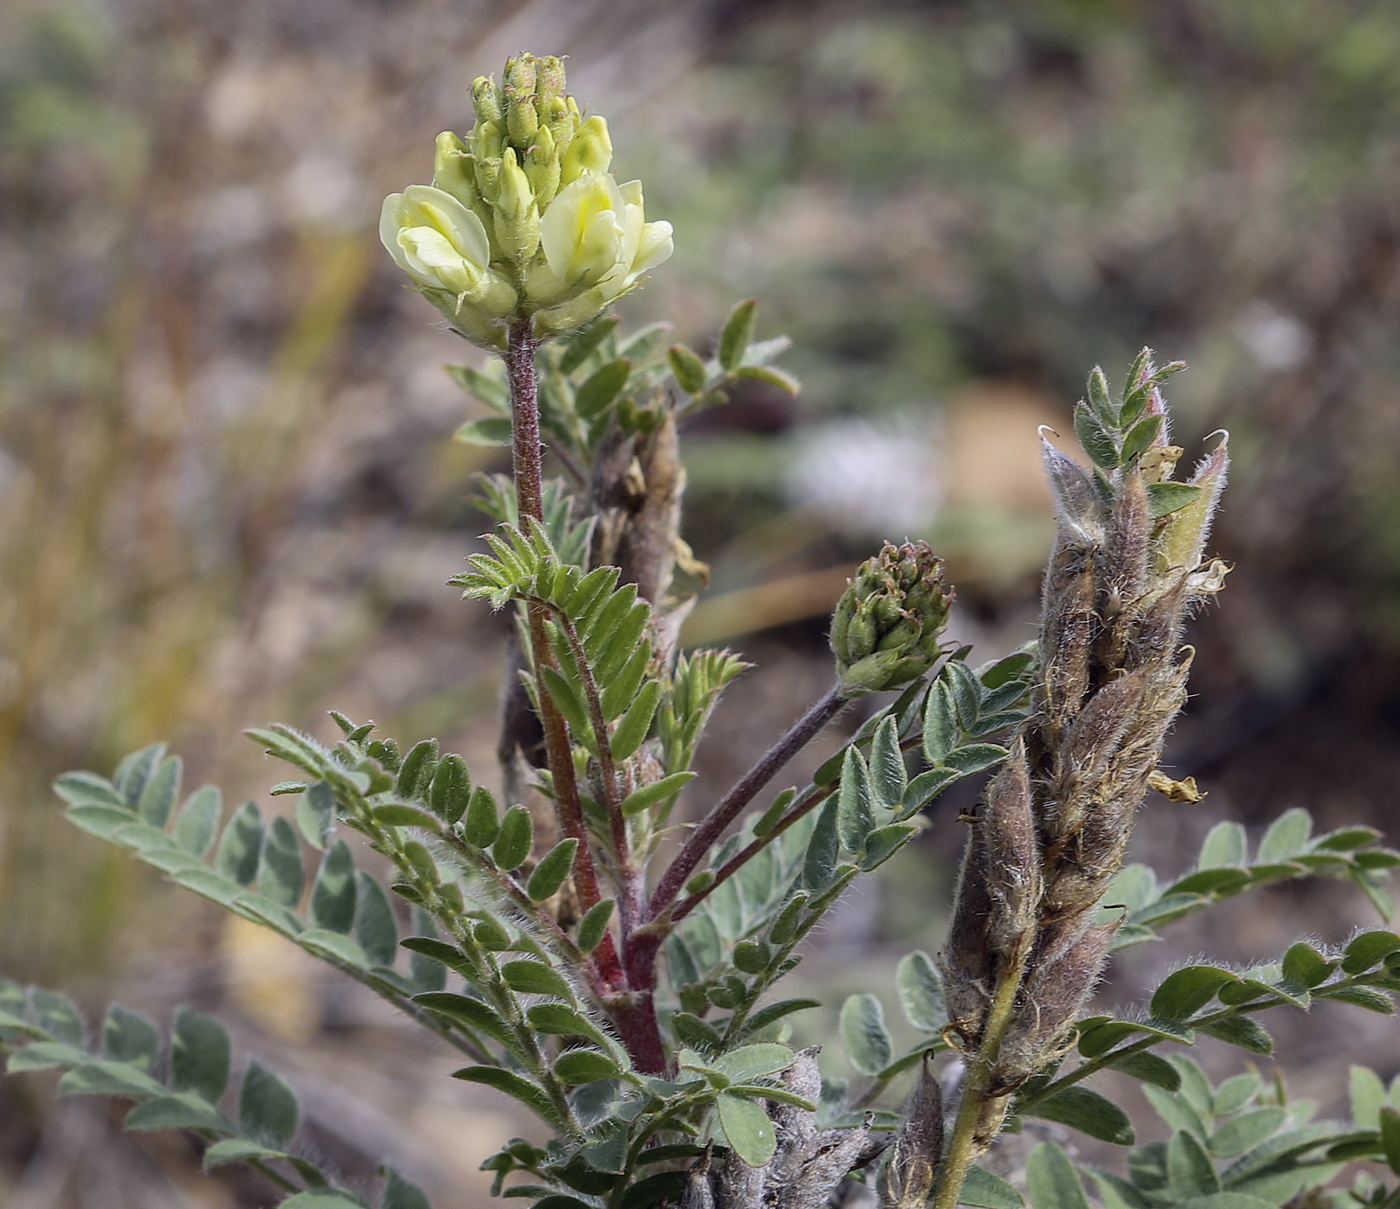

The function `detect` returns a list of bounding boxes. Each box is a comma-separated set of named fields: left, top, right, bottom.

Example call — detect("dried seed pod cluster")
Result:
left=940, top=353, right=1228, bottom=1134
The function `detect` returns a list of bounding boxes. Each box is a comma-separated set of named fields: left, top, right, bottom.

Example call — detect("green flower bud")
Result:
left=433, top=131, right=477, bottom=207
left=503, top=54, right=538, bottom=101
left=493, top=148, right=541, bottom=264
left=524, top=124, right=560, bottom=209
left=832, top=541, right=953, bottom=695
left=560, top=115, right=612, bottom=185
left=505, top=81, right=539, bottom=148
left=536, top=56, right=566, bottom=105
left=545, top=94, right=577, bottom=157
left=471, top=76, right=504, bottom=127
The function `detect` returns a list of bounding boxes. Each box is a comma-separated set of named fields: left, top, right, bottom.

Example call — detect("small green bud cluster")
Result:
left=380, top=53, right=673, bottom=348
left=832, top=541, right=953, bottom=694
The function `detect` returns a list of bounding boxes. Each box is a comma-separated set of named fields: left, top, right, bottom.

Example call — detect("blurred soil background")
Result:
left=2, top=0, right=1399, bottom=1203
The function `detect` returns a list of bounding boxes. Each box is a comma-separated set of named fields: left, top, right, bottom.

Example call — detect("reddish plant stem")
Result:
left=670, top=782, right=837, bottom=926
left=505, top=321, right=623, bottom=989
left=646, top=681, right=849, bottom=924
left=553, top=610, right=640, bottom=929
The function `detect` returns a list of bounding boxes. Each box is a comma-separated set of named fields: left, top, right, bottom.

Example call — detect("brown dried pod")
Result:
left=1038, top=539, right=1098, bottom=742
left=981, top=742, right=1042, bottom=956
left=880, top=1059, right=945, bottom=1208
left=993, top=920, right=1118, bottom=1088
left=939, top=828, right=997, bottom=1047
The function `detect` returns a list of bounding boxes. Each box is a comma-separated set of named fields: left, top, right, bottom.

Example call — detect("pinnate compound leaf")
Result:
left=137, top=756, right=182, bottom=827
left=836, top=747, right=874, bottom=855
left=125, top=1093, right=232, bottom=1132
left=215, top=801, right=264, bottom=886
left=355, top=871, right=399, bottom=968
left=55, top=771, right=126, bottom=808
left=311, top=839, right=357, bottom=933
left=1107, top=1050, right=1182, bottom=1091
left=102, top=1005, right=158, bottom=1070
left=429, top=754, right=471, bottom=824
left=30, top=989, right=84, bottom=1045
left=501, top=959, right=571, bottom=999
left=575, top=898, right=615, bottom=955
left=1342, top=930, right=1400, bottom=974
left=116, top=743, right=166, bottom=807
left=173, top=786, right=222, bottom=857
left=943, top=743, right=1009, bottom=775
left=1198, top=822, right=1248, bottom=869
left=299, top=928, right=370, bottom=970
left=239, top=1058, right=298, bottom=1148
left=1199, top=1016, right=1274, bottom=1054
left=1380, top=1106, right=1400, bottom=1175
left=620, top=771, right=696, bottom=817
left=713, top=1043, right=793, bottom=1084
left=1167, top=1129, right=1220, bottom=1198
left=839, top=993, right=892, bottom=1076
left=553, top=1049, right=619, bottom=1084
left=1351, top=1066, right=1387, bottom=1130
left=1027, top=1141, right=1092, bottom=1209
left=453, top=1066, right=559, bottom=1125
left=962, top=1165, right=1026, bottom=1209
left=1211, top=1108, right=1287, bottom=1158
left=896, top=950, right=946, bottom=1033
left=716, top=1089, right=776, bottom=1167
left=526, top=839, right=578, bottom=903
left=492, top=805, right=533, bottom=871
left=296, top=782, right=336, bottom=849
left=1257, top=808, right=1312, bottom=862
left=258, top=815, right=305, bottom=908
left=922, top=680, right=956, bottom=764
left=1027, top=1086, right=1135, bottom=1145
left=169, top=1009, right=230, bottom=1102
left=718, top=300, right=757, bottom=374
left=1151, top=966, right=1239, bottom=1020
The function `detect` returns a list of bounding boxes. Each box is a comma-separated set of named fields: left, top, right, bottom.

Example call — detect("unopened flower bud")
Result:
left=524, top=124, right=560, bottom=209
left=503, top=54, right=538, bottom=100
left=831, top=542, right=953, bottom=694
left=536, top=55, right=567, bottom=105
left=493, top=148, right=540, bottom=264
left=560, top=114, right=613, bottom=184
left=505, top=82, right=539, bottom=147
left=433, top=131, right=478, bottom=208
left=471, top=75, right=504, bottom=127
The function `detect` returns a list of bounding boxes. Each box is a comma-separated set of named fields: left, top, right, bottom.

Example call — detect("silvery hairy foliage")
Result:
left=5, top=50, right=1400, bottom=1209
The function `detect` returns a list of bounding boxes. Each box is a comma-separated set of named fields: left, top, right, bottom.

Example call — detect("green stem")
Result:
left=929, top=947, right=1031, bottom=1209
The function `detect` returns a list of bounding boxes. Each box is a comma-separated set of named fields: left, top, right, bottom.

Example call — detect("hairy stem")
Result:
left=670, top=783, right=836, bottom=926
left=506, top=319, right=623, bottom=987
left=929, top=946, right=1032, bottom=1209
left=648, top=680, right=849, bottom=922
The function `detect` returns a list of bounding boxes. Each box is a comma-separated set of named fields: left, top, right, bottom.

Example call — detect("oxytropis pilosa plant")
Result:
left=4, top=51, right=1399, bottom=1209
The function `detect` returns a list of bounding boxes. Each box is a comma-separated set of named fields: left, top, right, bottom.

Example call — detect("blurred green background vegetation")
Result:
left=3, top=0, right=1399, bottom=1203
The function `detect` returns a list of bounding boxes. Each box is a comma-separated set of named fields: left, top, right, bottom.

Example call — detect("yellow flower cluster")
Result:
left=380, top=54, right=673, bottom=347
